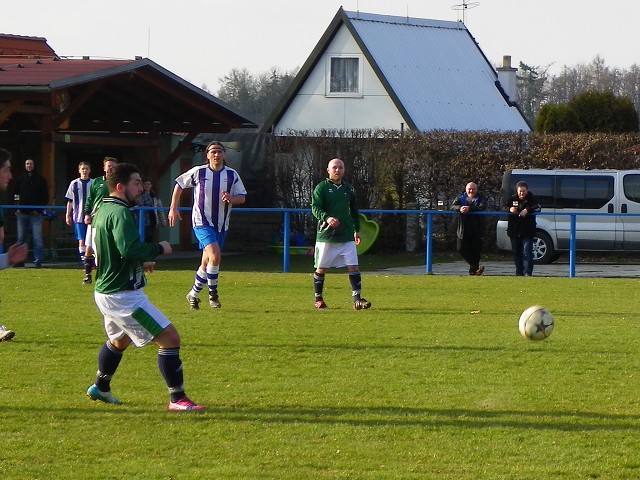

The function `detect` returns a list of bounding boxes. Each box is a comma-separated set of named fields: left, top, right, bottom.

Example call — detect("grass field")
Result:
left=1, top=259, right=640, bottom=479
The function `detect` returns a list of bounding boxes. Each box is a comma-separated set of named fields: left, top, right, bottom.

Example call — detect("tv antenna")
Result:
left=452, top=1, right=479, bottom=24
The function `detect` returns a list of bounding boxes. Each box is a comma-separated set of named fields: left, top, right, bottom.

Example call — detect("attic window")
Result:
left=326, top=55, right=363, bottom=97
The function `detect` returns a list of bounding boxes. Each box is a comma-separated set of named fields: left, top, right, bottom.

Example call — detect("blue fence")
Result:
left=2, top=204, right=637, bottom=278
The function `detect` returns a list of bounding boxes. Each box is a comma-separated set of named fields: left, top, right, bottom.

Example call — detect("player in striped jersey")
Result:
left=64, top=161, right=92, bottom=265
left=168, top=141, right=246, bottom=310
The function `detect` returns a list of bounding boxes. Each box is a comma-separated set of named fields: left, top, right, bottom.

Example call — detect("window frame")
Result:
left=325, top=54, right=364, bottom=98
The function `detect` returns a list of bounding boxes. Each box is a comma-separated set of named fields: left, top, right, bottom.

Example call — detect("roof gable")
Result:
left=262, top=8, right=530, bottom=133
left=0, top=57, right=256, bottom=133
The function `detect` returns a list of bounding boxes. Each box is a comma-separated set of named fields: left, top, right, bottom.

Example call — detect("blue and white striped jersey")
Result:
left=174, top=165, right=246, bottom=232
left=64, top=178, right=92, bottom=223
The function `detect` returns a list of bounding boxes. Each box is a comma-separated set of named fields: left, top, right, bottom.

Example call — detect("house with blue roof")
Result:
left=262, top=7, right=531, bottom=134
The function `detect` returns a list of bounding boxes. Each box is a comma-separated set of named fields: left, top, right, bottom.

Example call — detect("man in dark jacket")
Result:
left=12, top=158, right=49, bottom=267
left=451, top=182, right=487, bottom=275
left=504, top=181, right=541, bottom=276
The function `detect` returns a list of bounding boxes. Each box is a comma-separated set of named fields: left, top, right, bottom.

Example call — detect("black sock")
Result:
left=158, top=348, right=185, bottom=402
left=349, top=271, right=362, bottom=301
left=95, top=341, right=124, bottom=392
left=313, top=272, right=325, bottom=300
left=84, top=255, right=94, bottom=276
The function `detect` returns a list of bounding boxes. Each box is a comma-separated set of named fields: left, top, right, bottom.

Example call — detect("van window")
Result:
left=623, top=174, right=640, bottom=203
left=509, top=175, right=554, bottom=207
left=556, top=176, right=613, bottom=209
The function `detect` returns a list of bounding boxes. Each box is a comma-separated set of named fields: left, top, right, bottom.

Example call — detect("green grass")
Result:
left=159, top=251, right=436, bottom=273
left=1, top=264, right=640, bottom=479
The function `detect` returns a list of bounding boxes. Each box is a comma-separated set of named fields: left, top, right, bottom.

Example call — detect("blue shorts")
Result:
left=194, top=226, right=226, bottom=250
left=74, top=223, right=88, bottom=241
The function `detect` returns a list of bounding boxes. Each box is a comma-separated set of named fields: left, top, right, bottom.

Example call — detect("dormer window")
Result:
left=326, top=55, right=363, bottom=97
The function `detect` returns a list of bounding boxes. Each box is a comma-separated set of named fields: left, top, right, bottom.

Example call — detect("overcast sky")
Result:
left=3, top=0, right=639, bottom=92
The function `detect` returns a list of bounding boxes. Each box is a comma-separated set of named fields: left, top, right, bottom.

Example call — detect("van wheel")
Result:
left=533, top=230, right=554, bottom=264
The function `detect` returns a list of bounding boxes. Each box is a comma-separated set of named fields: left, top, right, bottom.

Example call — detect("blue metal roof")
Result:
left=345, top=10, right=530, bottom=131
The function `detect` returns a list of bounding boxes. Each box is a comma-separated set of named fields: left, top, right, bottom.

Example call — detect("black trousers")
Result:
left=457, top=235, right=483, bottom=273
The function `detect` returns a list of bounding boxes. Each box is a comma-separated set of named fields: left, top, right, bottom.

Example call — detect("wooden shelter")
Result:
left=0, top=35, right=255, bottom=190
left=0, top=34, right=256, bottom=251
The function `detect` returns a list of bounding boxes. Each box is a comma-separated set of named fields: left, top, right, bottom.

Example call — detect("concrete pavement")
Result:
left=377, top=261, right=640, bottom=278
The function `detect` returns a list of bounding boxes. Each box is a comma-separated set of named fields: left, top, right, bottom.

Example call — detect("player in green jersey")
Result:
left=82, top=156, right=118, bottom=285
left=311, top=158, right=371, bottom=311
left=86, top=162, right=205, bottom=411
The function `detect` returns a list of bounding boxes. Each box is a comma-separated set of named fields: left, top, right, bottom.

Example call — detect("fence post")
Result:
left=569, top=214, right=576, bottom=278
left=283, top=210, right=291, bottom=273
left=137, top=207, right=145, bottom=240
left=425, top=212, right=433, bottom=274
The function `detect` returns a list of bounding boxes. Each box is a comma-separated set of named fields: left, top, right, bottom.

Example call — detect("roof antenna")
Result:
left=452, top=1, right=479, bottom=24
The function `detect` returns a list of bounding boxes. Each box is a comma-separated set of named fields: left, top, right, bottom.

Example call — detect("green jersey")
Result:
left=84, top=176, right=108, bottom=216
left=93, top=196, right=163, bottom=294
left=311, top=178, right=361, bottom=243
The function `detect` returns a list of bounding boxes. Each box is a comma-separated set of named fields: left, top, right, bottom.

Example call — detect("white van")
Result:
left=496, top=169, right=640, bottom=263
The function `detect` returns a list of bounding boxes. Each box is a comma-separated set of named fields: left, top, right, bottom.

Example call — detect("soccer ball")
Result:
left=518, top=305, right=554, bottom=340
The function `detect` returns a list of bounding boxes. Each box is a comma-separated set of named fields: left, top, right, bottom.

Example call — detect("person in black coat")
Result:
left=451, top=182, right=487, bottom=275
left=504, top=181, right=541, bottom=276
left=11, top=158, right=49, bottom=267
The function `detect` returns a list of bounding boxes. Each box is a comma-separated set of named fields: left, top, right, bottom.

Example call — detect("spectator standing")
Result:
left=11, top=158, right=48, bottom=268
left=64, top=161, right=92, bottom=265
left=311, top=158, right=371, bottom=310
left=504, top=181, right=541, bottom=276
left=137, top=179, right=167, bottom=243
left=450, top=182, right=487, bottom=275
left=168, top=141, right=246, bottom=310
left=0, top=148, right=29, bottom=341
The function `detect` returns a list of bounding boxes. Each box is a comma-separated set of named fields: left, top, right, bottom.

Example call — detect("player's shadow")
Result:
left=11, top=404, right=640, bottom=433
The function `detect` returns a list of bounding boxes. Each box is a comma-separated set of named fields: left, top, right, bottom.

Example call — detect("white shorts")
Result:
left=314, top=241, right=358, bottom=269
left=94, top=289, right=171, bottom=347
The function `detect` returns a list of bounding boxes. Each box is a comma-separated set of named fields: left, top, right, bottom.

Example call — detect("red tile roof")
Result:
left=0, top=33, right=56, bottom=57
left=0, top=57, right=135, bottom=86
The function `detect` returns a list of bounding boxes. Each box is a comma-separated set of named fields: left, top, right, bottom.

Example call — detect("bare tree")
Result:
left=216, top=66, right=298, bottom=125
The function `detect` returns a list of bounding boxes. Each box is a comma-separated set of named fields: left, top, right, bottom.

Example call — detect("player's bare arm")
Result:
left=159, top=241, right=172, bottom=255
left=222, top=192, right=246, bottom=205
left=167, top=185, right=183, bottom=227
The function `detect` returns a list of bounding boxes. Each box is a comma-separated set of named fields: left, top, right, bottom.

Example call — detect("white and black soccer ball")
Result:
left=518, top=305, right=554, bottom=340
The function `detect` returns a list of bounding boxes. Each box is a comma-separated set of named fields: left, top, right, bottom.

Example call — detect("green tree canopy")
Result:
left=535, top=90, right=639, bottom=133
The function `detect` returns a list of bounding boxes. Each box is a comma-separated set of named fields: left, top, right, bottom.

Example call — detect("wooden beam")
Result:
left=133, top=69, right=247, bottom=126
left=51, top=133, right=162, bottom=147
left=40, top=114, right=56, bottom=202
left=52, top=80, right=105, bottom=129
left=157, top=132, right=198, bottom=178
left=0, top=99, right=23, bottom=125
left=0, top=100, right=49, bottom=115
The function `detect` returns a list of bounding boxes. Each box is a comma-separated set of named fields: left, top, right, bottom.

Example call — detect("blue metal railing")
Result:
left=3, top=204, right=639, bottom=278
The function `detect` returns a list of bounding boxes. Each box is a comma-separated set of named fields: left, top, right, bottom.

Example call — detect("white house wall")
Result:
left=275, top=25, right=406, bottom=134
